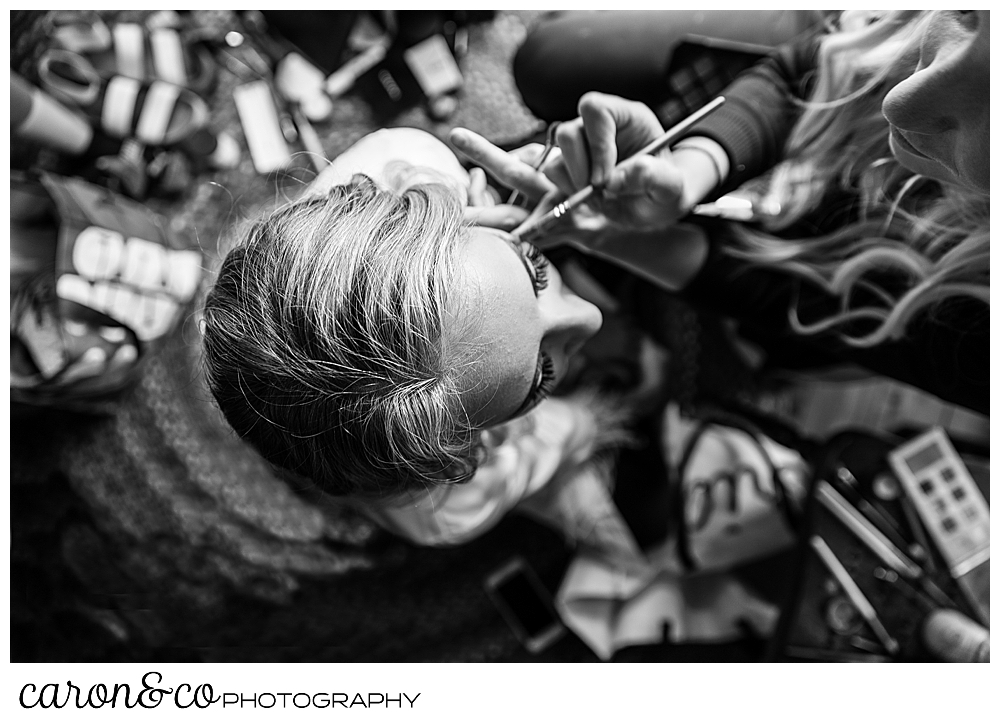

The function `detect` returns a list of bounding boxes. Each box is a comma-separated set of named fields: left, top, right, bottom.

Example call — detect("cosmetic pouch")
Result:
left=11, top=170, right=203, bottom=411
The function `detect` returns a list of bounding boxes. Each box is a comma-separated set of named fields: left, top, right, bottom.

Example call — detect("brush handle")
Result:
left=514, top=96, right=726, bottom=244
left=811, top=536, right=899, bottom=656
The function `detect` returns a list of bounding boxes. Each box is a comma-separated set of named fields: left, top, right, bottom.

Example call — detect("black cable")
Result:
left=669, top=409, right=803, bottom=571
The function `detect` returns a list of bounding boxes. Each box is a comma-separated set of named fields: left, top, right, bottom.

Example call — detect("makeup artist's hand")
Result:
left=461, top=166, right=531, bottom=231
left=450, top=127, right=609, bottom=249
left=450, top=131, right=560, bottom=206
left=454, top=98, right=686, bottom=231
left=454, top=93, right=724, bottom=235
left=450, top=125, right=711, bottom=290
left=555, top=92, right=711, bottom=230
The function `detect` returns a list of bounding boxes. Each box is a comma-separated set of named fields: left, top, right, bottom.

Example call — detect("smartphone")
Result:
left=484, top=556, right=565, bottom=654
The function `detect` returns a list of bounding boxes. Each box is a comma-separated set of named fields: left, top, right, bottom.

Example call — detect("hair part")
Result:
left=203, top=176, right=487, bottom=498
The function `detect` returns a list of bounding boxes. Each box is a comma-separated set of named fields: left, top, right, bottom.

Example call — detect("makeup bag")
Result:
left=11, top=171, right=203, bottom=411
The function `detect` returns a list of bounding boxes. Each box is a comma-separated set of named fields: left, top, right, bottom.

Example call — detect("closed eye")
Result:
left=490, top=231, right=555, bottom=419
left=521, top=241, right=550, bottom=295
left=510, top=353, right=555, bottom=419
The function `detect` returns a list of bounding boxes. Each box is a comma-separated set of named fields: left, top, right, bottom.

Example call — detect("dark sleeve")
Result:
left=681, top=230, right=989, bottom=416
left=679, top=32, right=823, bottom=196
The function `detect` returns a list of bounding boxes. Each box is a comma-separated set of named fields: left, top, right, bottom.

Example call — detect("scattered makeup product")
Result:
left=830, top=465, right=909, bottom=550
left=513, top=96, right=725, bottom=244
left=873, top=565, right=939, bottom=615
left=816, top=481, right=921, bottom=578
left=810, top=536, right=899, bottom=656
left=11, top=71, right=94, bottom=155
left=898, top=487, right=938, bottom=572
left=816, top=479, right=956, bottom=609
left=824, top=594, right=863, bottom=636
left=274, top=51, right=333, bottom=122
left=872, top=566, right=988, bottom=662
left=921, top=608, right=989, bottom=663
left=403, top=33, right=463, bottom=100
left=234, top=80, right=293, bottom=174
left=872, top=472, right=902, bottom=501
left=888, top=427, right=990, bottom=626
left=325, top=40, right=389, bottom=98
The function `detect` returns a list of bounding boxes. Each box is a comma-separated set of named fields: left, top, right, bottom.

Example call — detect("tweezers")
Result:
left=507, top=120, right=560, bottom=208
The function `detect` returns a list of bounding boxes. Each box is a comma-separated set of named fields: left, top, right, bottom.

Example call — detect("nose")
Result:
left=540, top=287, right=603, bottom=361
left=882, top=13, right=986, bottom=135
left=883, top=70, right=957, bottom=135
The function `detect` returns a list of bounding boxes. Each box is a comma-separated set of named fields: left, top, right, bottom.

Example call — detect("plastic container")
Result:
left=922, top=609, right=990, bottom=662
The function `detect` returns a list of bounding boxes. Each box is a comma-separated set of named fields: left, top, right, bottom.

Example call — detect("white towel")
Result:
left=556, top=552, right=781, bottom=660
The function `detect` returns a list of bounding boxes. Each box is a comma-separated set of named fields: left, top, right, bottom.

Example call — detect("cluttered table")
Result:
left=771, top=429, right=989, bottom=662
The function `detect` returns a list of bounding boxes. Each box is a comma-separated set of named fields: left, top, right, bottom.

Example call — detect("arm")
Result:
left=450, top=32, right=822, bottom=235
left=676, top=31, right=823, bottom=196
left=544, top=30, right=820, bottom=287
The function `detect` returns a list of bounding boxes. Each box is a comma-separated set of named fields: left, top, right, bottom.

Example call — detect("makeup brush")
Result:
left=512, top=96, right=725, bottom=244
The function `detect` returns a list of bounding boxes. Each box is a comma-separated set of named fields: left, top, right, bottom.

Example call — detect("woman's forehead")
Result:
left=441, top=226, right=542, bottom=426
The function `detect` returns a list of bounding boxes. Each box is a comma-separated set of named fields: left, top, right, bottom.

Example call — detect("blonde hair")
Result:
left=202, top=176, right=487, bottom=498
left=731, top=10, right=989, bottom=346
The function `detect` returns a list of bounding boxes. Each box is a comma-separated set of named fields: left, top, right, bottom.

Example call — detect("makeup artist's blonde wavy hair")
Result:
left=732, top=10, right=989, bottom=347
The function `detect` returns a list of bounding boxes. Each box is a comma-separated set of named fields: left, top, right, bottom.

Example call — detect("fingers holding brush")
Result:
left=449, top=127, right=559, bottom=204
left=462, top=203, right=530, bottom=232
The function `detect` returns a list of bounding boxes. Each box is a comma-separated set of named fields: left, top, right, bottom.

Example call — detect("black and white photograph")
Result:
left=8, top=7, right=990, bottom=708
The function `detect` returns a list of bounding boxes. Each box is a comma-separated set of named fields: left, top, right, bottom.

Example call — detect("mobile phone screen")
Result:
left=495, top=571, right=558, bottom=637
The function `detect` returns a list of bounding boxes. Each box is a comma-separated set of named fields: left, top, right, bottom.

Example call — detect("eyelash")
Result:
left=522, top=242, right=550, bottom=293
left=511, top=353, right=556, bottom=419
left=508, top=240, right=554, bottom=417
left=526, top=354, right=556, bottom=410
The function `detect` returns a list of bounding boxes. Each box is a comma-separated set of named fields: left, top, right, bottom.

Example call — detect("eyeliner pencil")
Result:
left=810, top=536, right=899, bottom=656
left=513, top=96, right=726, bottom=244
left=816, top=480, right=957, bottom=609
left=816, top=481, right=923, bottom=578
left=832, top=466, right=907, bottom=542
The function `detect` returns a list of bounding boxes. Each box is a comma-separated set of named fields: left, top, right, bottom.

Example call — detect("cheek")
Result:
left=956, top=124, right=990, bottom=193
